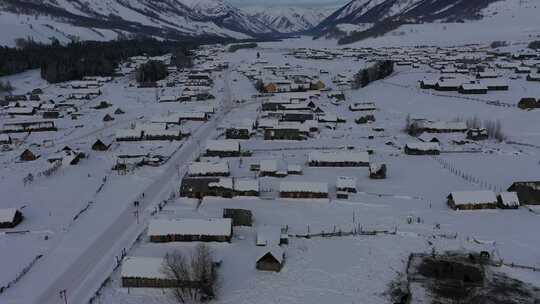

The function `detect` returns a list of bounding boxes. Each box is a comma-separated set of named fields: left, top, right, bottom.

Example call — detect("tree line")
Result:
left=0, top=38, right=198, bottom=83
left=352, top=60, right=394, bottom=89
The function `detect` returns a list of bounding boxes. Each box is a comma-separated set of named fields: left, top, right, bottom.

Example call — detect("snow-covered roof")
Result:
left=260, top=159, right=278, bottom=172
left=499, top=192, right=520, bottom=207
left=336, top=176, right=356, bottom=189
left=420, top=121, right=467, bottom=131
left=256, top=246, right=284, bottom=264
left=208, top=178, right=234, bottom=190
left=309, top=151, right=369, bottom=164
left=148, top=218, right=232, bottom=237
left=206, top=140, right=240, bottom=152
left=121, top=257, right=166, bottom=279
left=0, top=208, right=18, bottom=223
left=279, top=181, right=328, bottom=193
left=449, top=191, right=497, bottom=206
left=256, top=226, right=281, bottom=246
left=234, top=179, right=259, bottom=192
left=188, top=161, right=229, bottom=176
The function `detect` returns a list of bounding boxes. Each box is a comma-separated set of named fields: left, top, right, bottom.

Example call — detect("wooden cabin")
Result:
left=256, top=247, right=285, bottom=272
left=447, top=191, right=498, bottom=210
left=148, top=218, right=232, bottom=243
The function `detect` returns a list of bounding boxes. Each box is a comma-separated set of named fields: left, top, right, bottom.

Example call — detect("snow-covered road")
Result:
left=3, top=69, right=235, bottom=304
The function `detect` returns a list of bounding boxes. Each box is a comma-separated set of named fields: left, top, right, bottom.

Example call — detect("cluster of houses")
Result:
left=447, top=181, right=540, bottom=210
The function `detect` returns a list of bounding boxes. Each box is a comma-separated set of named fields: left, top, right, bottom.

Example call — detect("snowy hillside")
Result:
left=246, top=6, right=332, bottom=33
left=314, top=0, right=509, bottom=43
left=0, top=0, right=275, bottom=47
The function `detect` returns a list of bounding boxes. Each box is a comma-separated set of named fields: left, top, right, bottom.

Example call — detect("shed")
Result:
left=369, top=163, right=387, bottom=179
left=0, top=208, right=24, bottom=228
left=256, top=247, right=285, bottom=272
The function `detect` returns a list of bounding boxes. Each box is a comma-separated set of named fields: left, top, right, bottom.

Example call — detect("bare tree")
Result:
left=161, top=245, right=218, bottom=303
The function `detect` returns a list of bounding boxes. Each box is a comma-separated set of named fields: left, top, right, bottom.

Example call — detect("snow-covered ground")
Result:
left=2, top=33, right=540, bottom=304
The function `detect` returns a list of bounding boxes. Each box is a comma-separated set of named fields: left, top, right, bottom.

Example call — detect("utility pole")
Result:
left=59, top=289, right=68, bottom=304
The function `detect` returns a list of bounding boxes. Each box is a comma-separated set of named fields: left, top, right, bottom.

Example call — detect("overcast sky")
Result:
left=229, top=0, right=349, bottom=8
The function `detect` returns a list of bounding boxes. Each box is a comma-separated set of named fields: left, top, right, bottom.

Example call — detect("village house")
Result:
left=256, top=247, right=285, bottom=272
left=148, top=218, right=232, bottom=243
left=507, top=181, right=540, bottom=205
left=279, top=181, right=328, bottom=199
left=308, top=151, right=370, bottom=167
left=259, top=159, right=286, bottom=177
left=204, top=140, right=241, bottom=157
left=459, top=83, right=488, bottom=95
left=497, top=192, right=520, bottom=209
left=447, top=191, right=498, bottom=210
left=0, top=208, right=24, bottom=228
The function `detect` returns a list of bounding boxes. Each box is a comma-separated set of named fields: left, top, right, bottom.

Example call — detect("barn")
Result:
left=0, top=208, right=24, bottom=228
left=507, top=182, right=540, bottom=205
left=148, top=218, right=232, bottom=243
left=279, top=181, right=328, bottom=199
left=256, top=247, right=285, bottom=272
left=447, top=191, right=498, bottom=210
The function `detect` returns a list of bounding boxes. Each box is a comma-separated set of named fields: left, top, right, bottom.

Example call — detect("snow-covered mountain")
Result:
left=0, top=0, right=276, bottom=47
left=314, top=0, right=505, bottom=43
left=246, top=6, right=332, bottom=33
